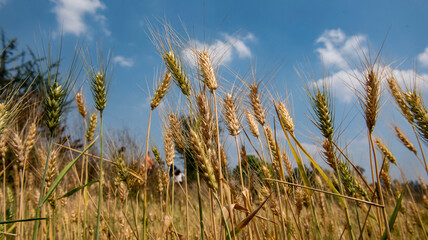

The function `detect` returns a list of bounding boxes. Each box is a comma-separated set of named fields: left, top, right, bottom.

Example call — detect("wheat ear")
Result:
left=164, top=51, right=191, bottom=97
left=151, top=71, right=172, bottom=110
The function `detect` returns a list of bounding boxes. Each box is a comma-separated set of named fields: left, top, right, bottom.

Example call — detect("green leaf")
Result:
left=289, top=132, right=347, bottom=207
left=0, top=217, right=47, bottom=224
left=282, top=130, right=312, bottom=194
left=58, top=180, right=99, bottom=199
left=381, top=192, right=403, bottom=240
left=40, top=136, right=98, bottom=206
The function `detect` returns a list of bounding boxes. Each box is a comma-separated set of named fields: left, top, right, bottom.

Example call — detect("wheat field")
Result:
left=0, top=21, right=428, bottom=240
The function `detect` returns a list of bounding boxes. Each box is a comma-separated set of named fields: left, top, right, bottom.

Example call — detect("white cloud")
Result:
left=418, top=47, right=428, bottom=67
left=315, top=29, right=367, bottom=69
left=113, top=56, right=134, bottom=67
left=315, top=67, right=428, bottom=103
left=314, top=29, right=428, bottom=103
left=182, top=32, right=255, bottom=65
left=390, top=68, right=428, bottom=90
left=0, top=0, right=8, bottom=8
left=51, top=0, right=106, bottom=36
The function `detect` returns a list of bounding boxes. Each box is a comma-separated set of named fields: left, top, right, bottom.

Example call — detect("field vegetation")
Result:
left=0, top=22, right=428, bottom=239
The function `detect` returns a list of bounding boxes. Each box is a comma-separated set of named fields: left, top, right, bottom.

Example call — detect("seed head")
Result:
left=164, top=129, right=175, bottom=167
left=86, top=112, right=98, bottom=142
left=404, top=91, right=428, bottom=143
left=380, top=161, right=392, bottom=192
left=374, top=138, right=397, bottom=165
left=309, top=89, right=334, bottom=140
left=75, top=92, right=87, bottom=118
left=363, top=70, right=381, bottom=133
left=240, top=145, right=248, bottom=170
left=249, top=84, right=266, bottom=126
left=196, top=93, right=215, bottom=145
left=275, top=101, right=294, bottom=133
left=198, top=50, right=218, bottom=91
left=45, top=80, right=66, bottom=132
left=151, top=71, right=172, bottom=110
left=282, top=151, right=293, bottom=177
left=152, top=144, right=163, bottom=165
left=394, top=126, right=417, bottom=155
left=91, top=72, right=107, bottom=112
left=245, top=110, right=259, bottom=138
left=164, top=51, right=191, bottom=97
left=265, top=126, right=281, bottom=172
left=223, top=93, right=241, bottom=136
left=0, top=103, right=8, bottom=134
left=322, top=139, right=336, bottom=170
left=168, top=113, right=185, bottom=153
left=387, top=77, right=413, bottom=123
left=189, top=128, right=218, bottom=191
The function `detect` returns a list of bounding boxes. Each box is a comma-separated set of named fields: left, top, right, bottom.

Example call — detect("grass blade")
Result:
left=381, top=192, right=403, bottom=240
left=288, top=132, right=347, bottom=206
left=0, top=218, right=48, bottom=224
left=40, top=136, right=98, bottom=206
left=58, top=180, right=99, bottom=199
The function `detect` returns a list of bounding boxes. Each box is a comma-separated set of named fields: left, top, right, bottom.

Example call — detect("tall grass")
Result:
left=1, top=22, right=428, bottom=240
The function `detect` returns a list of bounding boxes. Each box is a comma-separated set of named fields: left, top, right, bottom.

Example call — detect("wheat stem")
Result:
left=33, top=133, right=53, bottom=240
left=412, top=125, right=428, bottom=174
left=142, top=109, right=152, bottom=240
left=368, top=132, right=390, bottom=239
left=95, top=112, right=104, bottom=240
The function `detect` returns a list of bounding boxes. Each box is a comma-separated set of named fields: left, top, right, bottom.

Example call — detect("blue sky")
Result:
left=1, top=0, right=428, bottom=181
